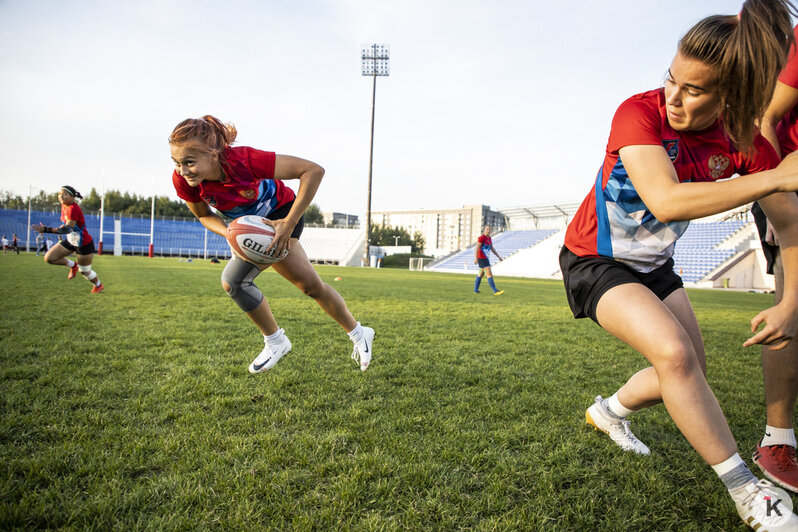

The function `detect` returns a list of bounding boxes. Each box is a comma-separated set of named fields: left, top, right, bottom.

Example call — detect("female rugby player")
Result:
left=169, top=116, right=374, bottom=373
left=561, top=1, right=798, bottom=529
left=32, top=186, right=103, bottom=293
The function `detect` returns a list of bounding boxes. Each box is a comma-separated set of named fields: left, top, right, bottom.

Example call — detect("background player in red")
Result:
left=560, top=2, right=798, bottom=529
left=473, top=225, right=504, bottom=295
left=754, top=22, right=798, bottom=494
left=169, top=115, right=374, bottom=373
left=31, top=186, right=104, bottom=293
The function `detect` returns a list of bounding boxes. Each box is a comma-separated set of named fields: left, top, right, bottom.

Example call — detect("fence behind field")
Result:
left=1, top=208, right=364, bottom=264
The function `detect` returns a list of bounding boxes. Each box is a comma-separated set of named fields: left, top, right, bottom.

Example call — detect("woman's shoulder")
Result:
left=223, top=146, right=277, bottom=181
left=616, top=88, right=664, bottom=116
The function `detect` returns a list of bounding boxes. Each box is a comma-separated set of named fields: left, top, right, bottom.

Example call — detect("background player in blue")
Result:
left=473, top=226, right=504, bottom=295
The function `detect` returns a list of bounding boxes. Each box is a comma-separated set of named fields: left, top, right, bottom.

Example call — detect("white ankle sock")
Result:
left=347, top=322, right=363, bottom=343
left=712, top=453, right=757, bottom=492
left=65, top=259, right=75, bottom=268
left=761, top=425, right=797, bottom=448
left=606, top=393, right=635, bottom=419
left=712, top=453, right=746, bottom=476
left=264, top=329, right=284, bottom=345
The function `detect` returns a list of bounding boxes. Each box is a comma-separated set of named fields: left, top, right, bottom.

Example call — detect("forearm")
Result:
left=284, top=168, right=323, bottom=225
left=198, top=214, right=228, bottom=237
left=650, top=170, right=783, bottom=223
left=40, top=223, right=74, bottom=234
left=760, top=118, right=783, bottom=157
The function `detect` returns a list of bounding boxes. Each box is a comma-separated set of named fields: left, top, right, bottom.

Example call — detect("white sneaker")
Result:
left=351, top=326, right=375, bottom=371
left=730, top=479, right=798, bottom=531
left=248, top=329, right=292, bottom=374
left=586, top=396, right=650, bottom=455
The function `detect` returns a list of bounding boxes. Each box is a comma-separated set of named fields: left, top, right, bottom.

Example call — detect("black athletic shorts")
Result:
left=59, top=239, right=96, bottom=256
left=559, top=246, right=683, bottom=323
left=265, top=201, right=305, bottom=240
left=752, top=201, right=777, bottom=275
left=477, top=257, right=491, bottom=269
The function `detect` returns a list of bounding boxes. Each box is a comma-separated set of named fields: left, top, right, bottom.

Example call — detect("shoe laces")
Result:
left=739, top=480, right=778, bottom=510
left=769, top=445, right=798, bottom=471
left=619, top=420, right=642, bottom=443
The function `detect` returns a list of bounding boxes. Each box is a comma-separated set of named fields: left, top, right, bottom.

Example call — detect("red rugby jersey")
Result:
left=172, top=146, right=296, bottom=219
left=565, top=89, right=779, bottom=272
left=776, top=25, right=798, bottom=155
left=61, top=202, right=92, bottom=246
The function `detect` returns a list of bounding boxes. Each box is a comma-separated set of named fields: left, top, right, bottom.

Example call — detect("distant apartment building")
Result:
left=371, top=204, right=506, bottom=257
left=322, top=211, right=359, bottom=228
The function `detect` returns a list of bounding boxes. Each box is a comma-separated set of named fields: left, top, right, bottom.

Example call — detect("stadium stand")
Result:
left=672, top=220, right=748, bottom=283
left=1, top=207, right=770, bottom=288
left=1, top=208, right=364, bottom=264
left=429, top=229, right=558, bottom=273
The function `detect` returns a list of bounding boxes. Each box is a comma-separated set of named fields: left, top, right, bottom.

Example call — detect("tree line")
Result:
left=0, top=189, right=325, bottom=223
left=370, top=223, right=425, bottom=253
left=0, top=189, right=425, bottom=250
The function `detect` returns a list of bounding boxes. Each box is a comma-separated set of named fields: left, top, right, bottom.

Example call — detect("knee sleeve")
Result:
left=221, top=256, right=264, bottom=312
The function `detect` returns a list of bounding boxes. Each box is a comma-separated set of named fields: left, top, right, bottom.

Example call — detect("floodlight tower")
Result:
left=361, top=43, right=389, bottom=266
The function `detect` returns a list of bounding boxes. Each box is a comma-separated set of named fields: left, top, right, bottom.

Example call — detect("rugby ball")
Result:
left=226, top=216, right=289, bottom=264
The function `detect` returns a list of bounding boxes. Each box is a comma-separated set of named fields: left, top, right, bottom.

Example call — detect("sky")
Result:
left=0, top=0, right=752, bottom=217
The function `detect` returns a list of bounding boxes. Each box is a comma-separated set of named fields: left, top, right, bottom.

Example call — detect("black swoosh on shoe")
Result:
left=253, top=357, right=272, bottom=371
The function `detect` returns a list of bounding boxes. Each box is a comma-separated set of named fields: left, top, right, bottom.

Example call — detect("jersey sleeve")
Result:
left=607, top=94, right=663, bottom=152
left=244, top=147, right=277, bottom=180
left=741, top=134, right=782, bottom=174
left=778, top=26, right=798, bottom=88
left=172, top=171, right=202, bottom=203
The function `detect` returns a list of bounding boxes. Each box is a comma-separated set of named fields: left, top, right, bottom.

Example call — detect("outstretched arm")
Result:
left=619, top=144, right=798, bottom=223
left=31, top=220, right=77, bottom=233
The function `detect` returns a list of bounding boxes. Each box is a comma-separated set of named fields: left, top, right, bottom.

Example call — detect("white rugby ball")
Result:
left=226, top=215, right=288, bottom=264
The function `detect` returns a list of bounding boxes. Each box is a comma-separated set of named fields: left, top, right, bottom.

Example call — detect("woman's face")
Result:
left=58, top=189, right=74, bottom=205
left=664, top=51, right=721, bottom=132
left=170, top=142, right=222, bottom=187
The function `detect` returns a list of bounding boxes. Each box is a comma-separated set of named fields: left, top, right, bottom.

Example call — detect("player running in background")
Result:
left=560, top=2, right=798, bottom=529
left=169, top=115, right=374, bottom=373
left=473, top=225, right=504, bottom=295
left=753, top=22, right=798, bottom=494
left=32, top=186, right=103, bottom=293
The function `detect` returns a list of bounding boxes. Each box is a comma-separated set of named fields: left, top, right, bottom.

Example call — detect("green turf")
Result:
left=0, top=253, right=784, bottom=530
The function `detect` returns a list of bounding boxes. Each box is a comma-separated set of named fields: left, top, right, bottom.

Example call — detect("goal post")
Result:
left=409, top=257, right=433, bottom=271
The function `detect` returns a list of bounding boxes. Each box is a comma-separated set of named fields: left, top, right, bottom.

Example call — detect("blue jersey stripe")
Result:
left=594, top=166, right=612, bottom=257
left=218, top=180, right=281, bottom=219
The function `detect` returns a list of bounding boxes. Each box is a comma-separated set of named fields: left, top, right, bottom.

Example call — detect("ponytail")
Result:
left=168, top=115, right=238, bottom=160
left=679, top=0, right=796, bottom=152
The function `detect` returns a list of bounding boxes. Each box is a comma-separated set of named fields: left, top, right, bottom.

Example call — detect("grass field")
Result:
left=0, top=253, right=785, bottom=530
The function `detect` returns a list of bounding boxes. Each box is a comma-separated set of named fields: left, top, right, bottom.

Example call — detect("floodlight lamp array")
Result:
left=361, top=44, right=390, bottom=76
